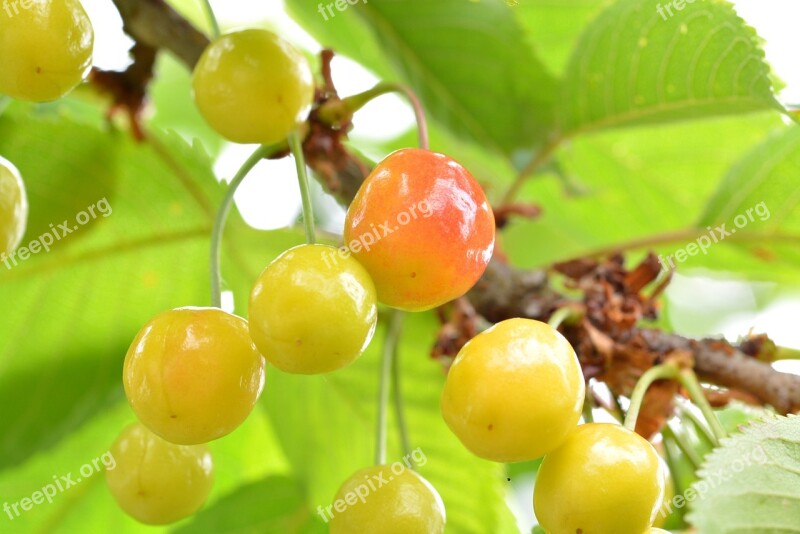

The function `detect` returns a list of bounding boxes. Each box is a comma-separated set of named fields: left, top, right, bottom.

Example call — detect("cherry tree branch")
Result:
left=110, top=0, right=209, bottom=67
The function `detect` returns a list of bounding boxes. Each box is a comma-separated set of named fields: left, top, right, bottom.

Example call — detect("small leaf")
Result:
left=687, top=415, right=800, bottom=533
left=558, top=0, right=780, bottom=136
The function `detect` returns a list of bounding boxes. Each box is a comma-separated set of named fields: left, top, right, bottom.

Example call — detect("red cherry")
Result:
left=344, top=148, right=495, bottom=311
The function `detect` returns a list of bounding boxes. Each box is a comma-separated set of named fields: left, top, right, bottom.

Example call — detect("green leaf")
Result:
left=689, top=125, right=800, bottom=280
left=174, top=477, right=325, bottom=534
left=502, top=112, right=783, bottom=268
left=0, top=401, right=289, bottom=533
left=513, top=0, right=607, bottom=75
left=558, top=0, right=780, bottom=136
left=687, top=415, right=800, bottom=533
left=287, top=0, right=558, bottom=158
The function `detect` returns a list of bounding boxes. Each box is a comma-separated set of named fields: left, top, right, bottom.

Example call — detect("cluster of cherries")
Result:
left=125, top=24, right=496, bottom=531
left=1, top=3, right=669, bottom=533
left=442, top=319, right=667, bottom=533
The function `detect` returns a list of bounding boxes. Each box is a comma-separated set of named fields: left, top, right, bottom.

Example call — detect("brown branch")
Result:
left=472, top=258, right=800, bottom=416
left=110, top=0, right=209, bottom=67
left=91, top=42, right=157, bottom=140
left=641, top=330, right=800, bottom=414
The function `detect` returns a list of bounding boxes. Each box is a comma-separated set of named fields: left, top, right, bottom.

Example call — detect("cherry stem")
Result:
left=547, top=306, right=578, bottom=329
left=624, top=363, right=726, bottom=446
left=391, top=327, right=413, bottom=466
left=209, top=144, right=272, bottom=308
left=323, top=83, right=429, bottom=150
left=582, top=388, right=595, bottom=423
left=376, top=309, right=405, bottom=465
left=288, top=131, right=316, bottom=244
left=662, top=423, right=702, bottom=472
left=625, top=364, right=680, bottom=433
left=199, top=0, right=220, bottom=39
left=679, top=368, right=728, bottom=444
left=501, top=137, right=561, bottom=204
left=676, top=399, right=717, bottom=450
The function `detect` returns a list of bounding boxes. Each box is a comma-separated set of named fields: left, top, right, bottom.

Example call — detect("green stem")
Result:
left=390, top=313, right=412, bottom=465
left=678, top=369, right=727, bottom=445
left=288, top=131, right=316, bottom=244
left=582, top=390, right=595, bottom=423
left=624, top=364, right=726, bottom=447
left=662, top=424, right=702, bottom=471
left=321, top=83, right=429, bottom=150
left=610, top=394, right=625, bottom=422
left=547, top=306, right=577, bottom=329
left=210, top=145, right=272, bottom=308
left=199, top=0, right=220, bottom=38
left=375, top=310, right=404, bottom=465
left=502, top=137, right=562, bottom=204
left=677, top=400, right=717, bottom=451
left=660, top=430, right=691, bottom=528
left=624, top=364, right=681, bottom=432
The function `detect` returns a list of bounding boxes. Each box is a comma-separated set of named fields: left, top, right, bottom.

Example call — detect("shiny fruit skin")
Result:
left=192, top=29, right=314, bottom=145
left=534, top=423, right=666, bottom=534
left=123, top=307, right=265, bottom=445
left=441, top=318, right=584, bottom=462
left=344, top=148, right=495, bottom=312
left=0, top=0, right=93, bottom=101
left=106, top=423, right=213, bottom=525
left=249, top=244, right=378, bottom=374
left=329, top=465, right=446, bottom=534
left=0, top=156, right=27, bottom=256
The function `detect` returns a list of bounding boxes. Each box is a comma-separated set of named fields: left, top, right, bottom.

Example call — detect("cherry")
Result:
left=0, top=156, right=27, bottom=256
left=106, top=423, right=214, bottom=525
left=0, top=0, right=93, bottom=101
left=192, top=29, right=315, bottom=145
left=534, top=423, right=666, bottom=534
left=249, top=244, right=378, bottom=374
left=344, top=148, right=495, bottom=311
left=441, top=318, right=585, bottom=462
left=123, top=307, right=265, bottom=444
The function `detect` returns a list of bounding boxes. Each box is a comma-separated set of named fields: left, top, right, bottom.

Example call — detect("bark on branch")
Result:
left=110, top=0, right=209, bottom=67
